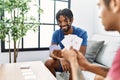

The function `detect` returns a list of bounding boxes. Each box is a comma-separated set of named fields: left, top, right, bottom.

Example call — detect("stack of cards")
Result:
left=49, top=45, right=61, bottom=53
left=20, top=65, right=37, bottom=80
left=61, top=34, right=83, bottom=50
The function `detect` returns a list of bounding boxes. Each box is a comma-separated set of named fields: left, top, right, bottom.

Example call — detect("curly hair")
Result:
left=56, top=8, right=73, bottom=22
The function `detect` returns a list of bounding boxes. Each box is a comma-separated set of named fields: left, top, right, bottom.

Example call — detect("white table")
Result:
left=0, top=61, right=57, bottom=80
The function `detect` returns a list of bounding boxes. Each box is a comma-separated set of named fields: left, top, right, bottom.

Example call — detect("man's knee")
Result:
left=45, top=59, right=55, bottom=68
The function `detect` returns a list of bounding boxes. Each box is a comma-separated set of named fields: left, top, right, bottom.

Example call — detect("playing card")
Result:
left=71, top=36, right=83, bottom=50
left=61, top=35, right=72, bottom=50
left=49, top=45, right=61, bottom=53
left=61, top=34, right=83, bottom=50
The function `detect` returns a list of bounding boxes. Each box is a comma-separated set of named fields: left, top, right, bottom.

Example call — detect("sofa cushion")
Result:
left=85, top=40, right=104, bottom=63
left=95, top=42, right=120, bottom=67
left=90, top=34, right=120, bottom=67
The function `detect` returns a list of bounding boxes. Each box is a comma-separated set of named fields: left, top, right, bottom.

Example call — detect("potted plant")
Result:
left=0, top=0, right=42, bottom=63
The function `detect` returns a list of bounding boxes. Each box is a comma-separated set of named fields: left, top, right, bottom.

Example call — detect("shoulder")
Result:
left=73, top=26, right=87, bottom=36
left=53, top=29, right=61, bottom=35
left=73, top=26, right=86, bottom=32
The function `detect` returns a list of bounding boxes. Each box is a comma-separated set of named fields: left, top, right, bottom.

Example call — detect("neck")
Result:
left=117, top=17, right=120, bottom=33
left=118, top=21, right=120, bottom=33
left=64, top=26, right=73, bottom=35
left=115, top=13, right=120, bottom=33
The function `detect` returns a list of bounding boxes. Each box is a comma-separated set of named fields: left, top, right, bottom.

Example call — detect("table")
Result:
left=0, top=61, right=57, bottom=80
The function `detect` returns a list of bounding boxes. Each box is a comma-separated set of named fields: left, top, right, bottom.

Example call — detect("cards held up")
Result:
left=49, top=34, right=83, bottom=58
left=49, top=45, right=62, bottom=58
left=61, top=34, right=83, bottom=50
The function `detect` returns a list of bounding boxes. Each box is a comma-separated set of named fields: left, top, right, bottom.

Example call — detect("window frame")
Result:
left=1, top=0, right=71, bottom=52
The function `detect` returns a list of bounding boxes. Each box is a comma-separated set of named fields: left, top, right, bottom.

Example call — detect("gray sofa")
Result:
left=56, top=33, right=120, bottom=80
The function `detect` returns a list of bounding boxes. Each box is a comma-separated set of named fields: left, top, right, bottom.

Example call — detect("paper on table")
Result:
left=20, top=65, right=30, bottom=69
left=21, top=68, right=32, bottom=73
left=22, top=71, right=34, bottom=76
left=24, top=75, right=36, bottom=80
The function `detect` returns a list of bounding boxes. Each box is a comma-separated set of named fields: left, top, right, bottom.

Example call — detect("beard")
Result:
left=60, top=24, right=71, bottom=33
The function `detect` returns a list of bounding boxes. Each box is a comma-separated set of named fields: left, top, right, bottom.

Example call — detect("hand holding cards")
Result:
left=49, top=45, right=61, bottom=53
left=61, top=34, right=83, bottom=50
left=49, top=45, right=62, bottom=58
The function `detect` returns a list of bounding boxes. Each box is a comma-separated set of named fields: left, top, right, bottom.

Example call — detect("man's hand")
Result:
left=62, top=47, right=90, bottom=71
left=52, top=50, right=63, bottom=58
left=62, top=47, right=77, bottom=62
left=59, top=58, right=70, bottom=72
left=75, top=50, right=90, bottom=71
left=62, top=47, right=85, bottom=80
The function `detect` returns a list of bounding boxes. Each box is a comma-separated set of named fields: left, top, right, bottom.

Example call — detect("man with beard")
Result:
left=62, top=0, right=120, bottom=80
left=44, top=8, right=88, bottom=80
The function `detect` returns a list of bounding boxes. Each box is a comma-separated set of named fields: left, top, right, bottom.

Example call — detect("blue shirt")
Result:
left=51, top=26, right=88, bottom=49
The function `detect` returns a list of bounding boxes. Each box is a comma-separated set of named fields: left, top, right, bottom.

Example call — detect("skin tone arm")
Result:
left=49, top=44, right=70, bottom=72
left=105, top=77, right=112, bottom=80
left=75, top=50, right=109, bottom=77
left=79, top=46, right=87, bottom=56
left=49, top=43, right=62, bottom=60
left=70, top=57, right=85, bottom=80
left=62, top=47, right=109, bottom=77
left=50, top=44, right=87, bottom=57
left=62, top=47, right=85, bottom=80
left=85, top=64, right=109, bottom=77
left=49, top=43, right=87, bottom=71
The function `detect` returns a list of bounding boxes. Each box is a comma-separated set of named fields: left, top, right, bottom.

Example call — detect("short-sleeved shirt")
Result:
left=106, top=48, right=120, bottom=80
left=51, top=26, right=88, bottom=49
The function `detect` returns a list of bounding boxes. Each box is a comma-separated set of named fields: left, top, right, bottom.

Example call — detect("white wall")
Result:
left=94, top=0, right=120, bottom=36
left=0, top=42, right=49, bottom=64
left=71, top=0, right=96, bottom=39
left=0, top=0, right=101, bottom=64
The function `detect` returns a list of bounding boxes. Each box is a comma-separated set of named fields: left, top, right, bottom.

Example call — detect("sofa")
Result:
left=56, top=33, right=120, bottom=80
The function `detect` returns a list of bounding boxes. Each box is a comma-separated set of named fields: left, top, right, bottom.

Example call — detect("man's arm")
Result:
left=79, top=30, right=88, bottom=55
left=50, top=44, right=70, bottom=71
left=62, top=48, right=109, bottom=78
left=70, top=59, right=85, bottom=80
left=86, top=64, right=109, bottom=77
left=49, top=44, right=62, bottom=60
left=62, top=48, right=85, bottom=80
left=76, top=50, right=109, bottom=77
left=49, top=49, right=62, bottom=60
left=79, top=46, right=87, bottom=55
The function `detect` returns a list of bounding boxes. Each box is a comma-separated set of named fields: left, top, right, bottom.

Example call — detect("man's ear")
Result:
left=110, top=0, right=120, bottom=13
left=70, top=18, right=73, bottom=23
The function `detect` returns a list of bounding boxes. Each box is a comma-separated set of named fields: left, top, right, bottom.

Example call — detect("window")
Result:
left=1, top=0, right=71, bottom=52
